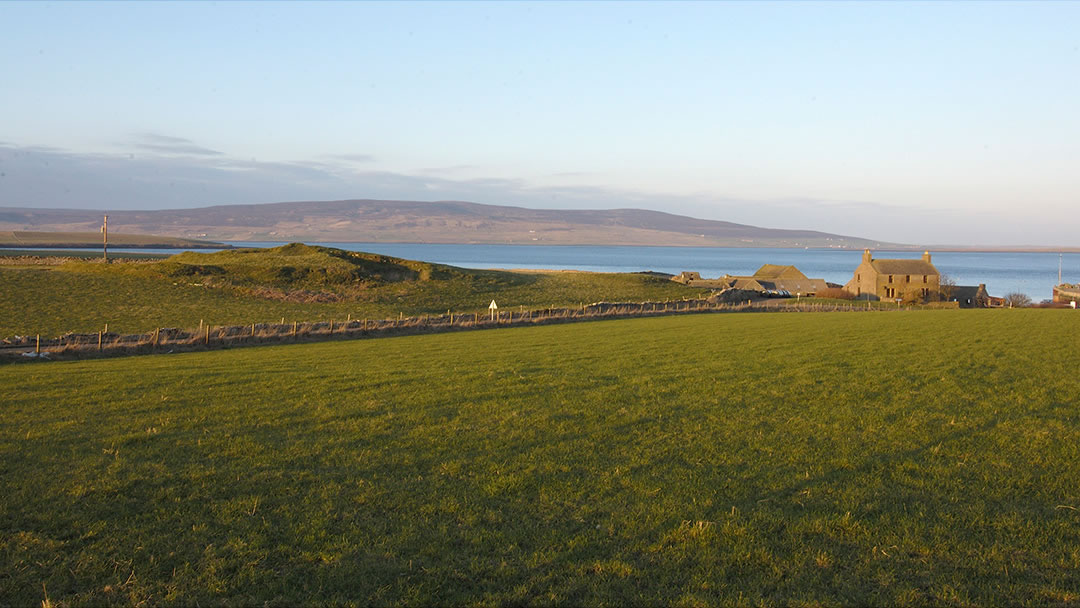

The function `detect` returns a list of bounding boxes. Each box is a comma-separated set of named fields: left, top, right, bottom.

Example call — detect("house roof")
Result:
left=950, top=285, right=981, bottom=301
left=753, top=264, right=808, bottom=279
left=731, top=277, right=827, bottom=293
left=870, top=259, right=938, bottom=275
left=762, top=278, right=829, bottom=293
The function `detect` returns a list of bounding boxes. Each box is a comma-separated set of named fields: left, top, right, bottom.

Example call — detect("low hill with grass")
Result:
left=0, top=199, right=894, bottom=248
left=150, top=243, right=505, bottom=297
left=0, top=244, right=707, bottom=336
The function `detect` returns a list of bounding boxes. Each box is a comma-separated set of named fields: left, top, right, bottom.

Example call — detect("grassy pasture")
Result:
left=2, top=310, right=1079, bottom=605
left=0, top=245, right=705, bottom=337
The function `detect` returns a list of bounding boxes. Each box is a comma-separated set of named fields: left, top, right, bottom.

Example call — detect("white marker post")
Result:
left=489, top=300, right=498, bottom=322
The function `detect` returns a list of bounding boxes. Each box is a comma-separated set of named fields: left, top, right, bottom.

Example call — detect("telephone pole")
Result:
left=101, top=215, right=108, bottom=262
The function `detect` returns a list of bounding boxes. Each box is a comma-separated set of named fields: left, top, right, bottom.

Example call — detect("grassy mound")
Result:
left=163, top=243, right=452, bottom=286
left=100, top=243, right=529, bottom=293
left=1, top=246, right=705, bottom=336
left=59, top=243, right=536, bottom=303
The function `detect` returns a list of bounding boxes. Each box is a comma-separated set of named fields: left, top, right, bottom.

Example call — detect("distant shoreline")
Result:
left=0, top=243, right=226, bottom=250
left=2, top=240, right=1077, bottom=255
left=219, top=240, right=1080, bottom=254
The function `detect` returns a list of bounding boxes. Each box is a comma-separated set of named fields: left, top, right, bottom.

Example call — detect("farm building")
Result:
left=948, top=284, right=996, bottom=308
left=844, top=250, right=940, bottom=301
left=1053, top=284, right=1080, bottom=305
left=672, top=264, right=827, bottom=295
left=671, top=271, right=702, bottom=284
left=724, top=265, right=828, bottom=295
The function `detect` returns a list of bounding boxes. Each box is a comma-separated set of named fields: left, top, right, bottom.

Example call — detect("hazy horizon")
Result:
left=2, top=1, right=1078, bottom=247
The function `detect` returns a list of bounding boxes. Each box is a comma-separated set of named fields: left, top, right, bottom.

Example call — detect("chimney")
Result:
left=922, top=251, right=932, bottom=263
left=863, top=249, right=872, bottom=263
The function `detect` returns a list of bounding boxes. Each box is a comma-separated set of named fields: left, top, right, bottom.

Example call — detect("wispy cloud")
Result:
left=547, top=171, right=598, bottom=178
left=417, top=165, right=479, bottom=175
left=324, top=153, right=377, bottom=163
left=129, top=132, right=223, bottom=156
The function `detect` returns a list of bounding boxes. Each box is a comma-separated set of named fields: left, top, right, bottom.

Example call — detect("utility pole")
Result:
left=101, top=215, right=109, bottom=262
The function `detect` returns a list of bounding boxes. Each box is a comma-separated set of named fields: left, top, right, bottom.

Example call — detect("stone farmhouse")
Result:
left=673, top=264, right=828, bottom=295
left=844, top=250, right=939, bottom=301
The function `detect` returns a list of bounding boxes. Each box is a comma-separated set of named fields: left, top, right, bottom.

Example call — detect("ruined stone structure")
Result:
left=844, top=250, right=940, bottom=301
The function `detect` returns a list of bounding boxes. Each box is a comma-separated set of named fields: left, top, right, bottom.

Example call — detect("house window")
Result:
left=923, top=275, right=928, bottom=283
left=906, top=275, right=910, bottom=283
left=888, top=275, right=893, bottom=283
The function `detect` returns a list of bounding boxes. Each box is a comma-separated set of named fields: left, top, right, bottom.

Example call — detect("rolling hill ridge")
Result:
left=0, top=199, right=894, bottom=248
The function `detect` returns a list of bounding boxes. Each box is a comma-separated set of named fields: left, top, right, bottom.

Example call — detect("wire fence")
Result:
left=2, top=297, right=926, bottom=360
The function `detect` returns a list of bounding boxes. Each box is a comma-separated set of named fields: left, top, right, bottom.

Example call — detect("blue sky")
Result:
left=1, top=1, right=1078, bottom=246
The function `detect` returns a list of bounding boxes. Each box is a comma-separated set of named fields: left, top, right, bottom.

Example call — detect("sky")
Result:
left=1, top=1, right=1078, bottom=246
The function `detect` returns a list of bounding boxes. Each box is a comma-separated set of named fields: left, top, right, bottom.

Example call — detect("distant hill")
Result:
left=0, top=199, right=896, bottom=248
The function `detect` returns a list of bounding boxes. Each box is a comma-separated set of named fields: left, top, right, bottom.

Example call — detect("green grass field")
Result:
left=3, top=310, right=1079, bottom=605
left=0, top=245, right=706, bottom=337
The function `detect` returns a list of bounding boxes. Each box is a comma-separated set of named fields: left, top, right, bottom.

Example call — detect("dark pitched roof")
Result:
left=730, top=278, right=766, bottom=291
left=951, top=285, right=980, bottom=301
left=760, top=278, right=829, bottom=293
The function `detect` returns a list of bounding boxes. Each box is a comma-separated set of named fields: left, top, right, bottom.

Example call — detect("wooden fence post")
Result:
left=98, top=330, right=103, bottom=351
left=329, top=319, right=334, bottom=333
left=205, top=325, right=210, bottom=345
left=36, top=334, right=40, bottom=354
left=153, top=328, right=159, bottom=347
left=251, top=323, right=256, bottom=338
left=292, top=321, right=298, bottom=337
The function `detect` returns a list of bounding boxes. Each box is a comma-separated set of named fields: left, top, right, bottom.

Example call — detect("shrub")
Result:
left=1003, top=292, right=1032, bottom=308
left=817, top=287, right=855, bottom=300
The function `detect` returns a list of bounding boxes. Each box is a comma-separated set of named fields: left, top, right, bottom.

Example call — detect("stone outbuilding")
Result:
left=725, top=264, right=828, bottom=295
left=844, top=250, right=940, bottom=301
left=948, top=284, right=995, bottom=308
left=673, top=264, right=827, bottom=295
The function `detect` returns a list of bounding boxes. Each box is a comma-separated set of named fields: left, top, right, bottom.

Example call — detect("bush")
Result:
left=817, top=287, right=855, bottom=300
left=1003, top=292, right=1032, bottom=308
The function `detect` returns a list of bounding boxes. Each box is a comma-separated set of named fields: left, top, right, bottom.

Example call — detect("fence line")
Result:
left=3, top=297, right=895, bottom=359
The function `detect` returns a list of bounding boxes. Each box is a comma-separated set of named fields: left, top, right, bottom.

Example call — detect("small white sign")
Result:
left=489, top=300, right=498, bottom=310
